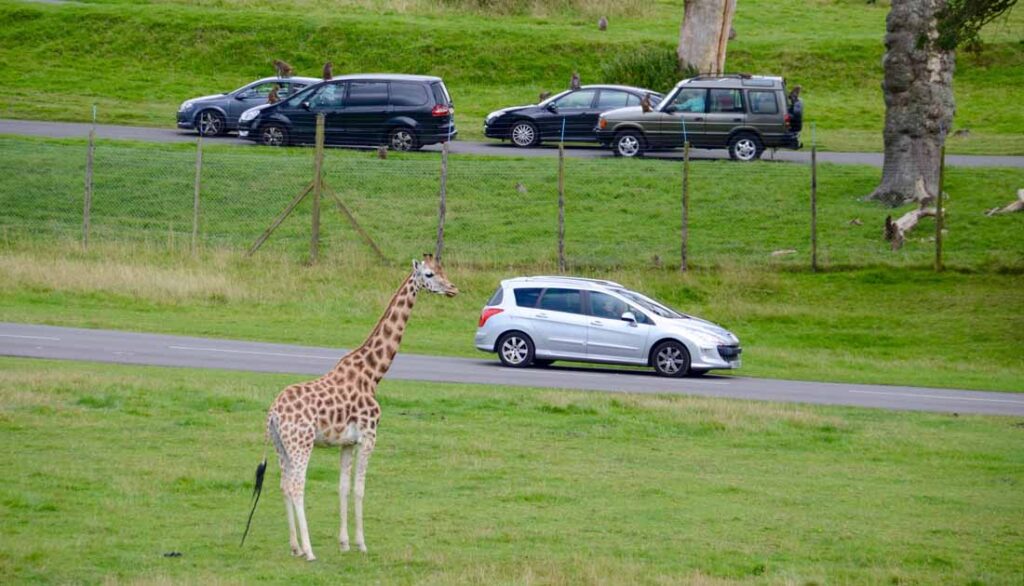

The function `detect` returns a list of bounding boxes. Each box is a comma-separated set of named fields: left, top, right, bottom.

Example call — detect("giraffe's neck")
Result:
left=341, top=272, right=419, bottom=383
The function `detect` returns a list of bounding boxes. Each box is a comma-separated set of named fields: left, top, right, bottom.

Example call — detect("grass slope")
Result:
left=1, top=358, right=1022, bottom=584
left=0, top=0, right=1021, bottom=153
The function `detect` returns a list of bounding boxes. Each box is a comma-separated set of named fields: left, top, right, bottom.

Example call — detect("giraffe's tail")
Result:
left=240, top=456, right=267, bottom=547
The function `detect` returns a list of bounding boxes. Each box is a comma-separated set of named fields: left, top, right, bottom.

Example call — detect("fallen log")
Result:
left=985, top=189, right=1024, bottom=216
left=884, top=207, right=937, bottom=250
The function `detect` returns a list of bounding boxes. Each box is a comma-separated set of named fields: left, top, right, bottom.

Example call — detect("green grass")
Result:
left=1, top=241, right=1023, bottom=393
left=1, top=358, right=1022, bottom=584
left=0, top=0, right=1021, bottom=153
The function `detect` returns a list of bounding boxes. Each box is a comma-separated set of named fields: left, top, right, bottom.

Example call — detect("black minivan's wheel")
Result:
left=651, top=340, right=691, bottom=377
left=259, top=123, right=289, bottom=147
left=388, top=127, right=419, bottom=151
left=613, top=131, right=644, bottom=157
left=728, top=133, right=763, bottom=161
left=509, top=120, right=539, bottom=148
left=497, top=331, right=535, bottom=368
left=197, top=110, right=226, bottom=136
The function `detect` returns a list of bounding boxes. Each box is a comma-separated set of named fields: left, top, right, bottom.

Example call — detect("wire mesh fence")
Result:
left=1, top=132, right=1021, bottom=271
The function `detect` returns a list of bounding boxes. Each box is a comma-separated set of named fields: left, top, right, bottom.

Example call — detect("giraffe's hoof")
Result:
left=290, top=546, right=303, bottom=557
left=340, top=542, right=350, bottom=552
left=357, top=543, right=368, bottom=553
left=304, top=553, right=317, bottom=562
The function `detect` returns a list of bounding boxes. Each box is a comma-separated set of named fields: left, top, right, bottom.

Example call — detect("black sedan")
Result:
left=484, top=85, right=663, bottom=148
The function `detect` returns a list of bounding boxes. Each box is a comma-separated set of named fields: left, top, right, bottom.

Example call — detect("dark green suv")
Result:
left=595, top=75, right=801, bottom=161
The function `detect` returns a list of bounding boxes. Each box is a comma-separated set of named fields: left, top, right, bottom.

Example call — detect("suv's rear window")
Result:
left=513, top=288, right=542, bottom=307
left=749, top=90, right=778, bottom=114
left=348, top=81, right=388, bottom=107
left=391, top=82, right=429, bottom=107
left=431, top=82, right=452, bottom=106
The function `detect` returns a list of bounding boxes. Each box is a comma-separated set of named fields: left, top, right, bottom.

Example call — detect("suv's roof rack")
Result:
left=516, top=276, right=625, bottom=288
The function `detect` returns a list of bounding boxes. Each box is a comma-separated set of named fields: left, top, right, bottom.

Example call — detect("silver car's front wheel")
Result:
left=510, top=121, right=538, bottom=148
left=614, top=132, right=643, bottom=157
left=652, top=341, right=690, bottom=377
left=497, top=332, right=534, bottom=368
left=197, top=110, right=225, bottom=136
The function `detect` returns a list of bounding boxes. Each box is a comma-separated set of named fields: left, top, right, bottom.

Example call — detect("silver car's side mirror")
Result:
left=621, top=311, right=637, bottom=325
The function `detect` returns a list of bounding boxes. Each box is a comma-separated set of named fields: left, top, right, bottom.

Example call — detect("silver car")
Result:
left=474, top=276, right=741, bottom=377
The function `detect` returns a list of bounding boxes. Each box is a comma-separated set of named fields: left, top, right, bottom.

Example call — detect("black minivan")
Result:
left=238, top=74, right=456, bottom=150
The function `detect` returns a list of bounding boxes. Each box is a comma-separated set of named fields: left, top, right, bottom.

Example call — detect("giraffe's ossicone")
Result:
left=241, top=254, right=458, bottom=561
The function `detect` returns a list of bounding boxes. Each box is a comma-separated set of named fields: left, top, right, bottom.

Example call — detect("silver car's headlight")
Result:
left=239, top=108, right=260, bottom=122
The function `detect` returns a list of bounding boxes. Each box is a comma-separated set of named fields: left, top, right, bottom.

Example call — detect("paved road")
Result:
left=3, top=118, right=1022, bottom=168
left=3, top=323, right=1022, bottom=416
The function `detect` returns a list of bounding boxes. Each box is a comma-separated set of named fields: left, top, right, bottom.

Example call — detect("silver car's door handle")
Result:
left=732, top=117, right=742, bottom=122
left=590, top=321, right=603, bottom=326
left=694, top=117, right=704, bottom=121
left=535, top=312, right=549, bottom=319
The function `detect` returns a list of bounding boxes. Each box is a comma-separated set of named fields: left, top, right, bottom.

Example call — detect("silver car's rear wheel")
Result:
left=497, top=332, right=535, bottom=368
left=510, top=121, right=539, bottom=148
left=652, top=340, right=690, bottom=377
left=197, top=110, right=225, bottom=136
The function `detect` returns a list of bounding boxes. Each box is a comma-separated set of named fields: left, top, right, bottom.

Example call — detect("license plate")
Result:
left=238, top=130, right=249, bottom=137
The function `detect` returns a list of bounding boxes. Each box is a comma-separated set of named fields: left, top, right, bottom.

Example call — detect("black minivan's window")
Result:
left=514, top=288, right=542, bottom=307
left=431, top=82, right=451, bottom=105
left=308, top=83, right=345, bottom=108
left=348, top=82, right=389, bottom=107
left=390, top=82, right=429, bottom=107
left=537, top=288, right=583, bottom=314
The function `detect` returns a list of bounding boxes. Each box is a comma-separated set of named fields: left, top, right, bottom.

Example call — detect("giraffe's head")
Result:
left=413, top=254, right=459, bottom=297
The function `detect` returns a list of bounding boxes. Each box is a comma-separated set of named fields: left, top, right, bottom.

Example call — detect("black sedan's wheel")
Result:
left=388, top=127, right=419, bottom=151
left=728, top=133, right=763, bottom=161
left=613, top=131, right=644, bottom=157
left=497, top=331, right=535, bottom=368
left=509, top=121, right=539, bottom=148
left=197, top=110, right=226, bottom=136
left=259, top=123, right=289, bottom=147
left=651, top=340, right=691, bottom=377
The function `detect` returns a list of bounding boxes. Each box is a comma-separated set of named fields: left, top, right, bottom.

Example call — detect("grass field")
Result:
left=1, top=358, right=1022, bottom=584
left=0, top=0, right=1021, bottom=153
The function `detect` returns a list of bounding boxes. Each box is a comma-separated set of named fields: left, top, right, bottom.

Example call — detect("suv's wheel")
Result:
left=613, top=131, right=644, bottom=157
left=197, top=110, right=226, bottom=136
left=651, top=340, right=691, bottom=377
left=728, top=133, right=763, bottom=161
left=509, top=120, right=539, bottom=148
left=259, top=123, right=289, bottom=147
left=497, top=331, right=535, bottom=368
left=389, top=127, right=419, bottom=151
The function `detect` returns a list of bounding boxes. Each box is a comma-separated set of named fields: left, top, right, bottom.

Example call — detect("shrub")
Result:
left=600, top=46, right=685, bottom=93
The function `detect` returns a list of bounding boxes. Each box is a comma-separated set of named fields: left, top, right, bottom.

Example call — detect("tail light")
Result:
left=598, top=118, right=607, bottom=129
left=478, top=307, right=503, bottom=327
left=432, top=104, right=452, bottom=117
left=784, top=113, right=792, bottom=130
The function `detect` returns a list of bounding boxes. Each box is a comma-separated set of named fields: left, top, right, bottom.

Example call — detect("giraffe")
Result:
left=242, top=254, right=458, bottom=561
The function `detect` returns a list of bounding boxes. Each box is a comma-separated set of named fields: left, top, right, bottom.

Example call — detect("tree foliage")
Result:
left=936, top=0, right=1018, bottom=50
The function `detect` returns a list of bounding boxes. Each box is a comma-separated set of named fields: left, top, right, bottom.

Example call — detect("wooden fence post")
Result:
left=680, top=141, right=690, bottom=272
left=192, top=135, right=203, bottom=256
left=811, top=144, right=818, bottom=272
left=558, top=142, right=566, bottom=273
left=311, top=114, right=325, bottom=264
left=435, top=141, right=449, bottom=263
left=82, top=105, right=96, bottom=249
left=935, top=145, right=945, bottom=272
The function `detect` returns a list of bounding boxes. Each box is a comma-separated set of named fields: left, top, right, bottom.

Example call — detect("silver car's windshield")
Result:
left=611, top=288, right=687, bottom=319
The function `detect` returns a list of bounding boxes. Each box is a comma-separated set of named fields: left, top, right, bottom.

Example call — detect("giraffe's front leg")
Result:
left=339, top=445, right=354, bottom=552
left=353, top=436, right=376, bottom=553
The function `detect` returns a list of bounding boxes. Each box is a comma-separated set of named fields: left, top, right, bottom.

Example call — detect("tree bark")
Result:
left=986, top=189, right=1024, bottom=215
left=678, top=0, right=737, bottom=75
left=867, top=0, right=956, bottom=208
left=884, top=207, right=938, bottom=249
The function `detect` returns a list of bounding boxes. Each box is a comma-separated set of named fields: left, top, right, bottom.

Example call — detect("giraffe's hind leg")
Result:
left=276, top=420, right=317, bottom=561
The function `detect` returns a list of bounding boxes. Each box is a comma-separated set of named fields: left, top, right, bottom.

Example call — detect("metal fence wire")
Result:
left=1, top=133, right=1021, bottom=271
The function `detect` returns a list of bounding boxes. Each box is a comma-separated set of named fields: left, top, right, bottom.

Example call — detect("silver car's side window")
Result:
left=537, top=288, right=583, bottom=314
left=589, top=291, right=630, bottom=320
left=513, top=287, right=542, bottom=307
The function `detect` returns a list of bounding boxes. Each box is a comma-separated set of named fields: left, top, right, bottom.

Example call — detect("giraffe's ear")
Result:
left=412, top=259, right=422, bottom=271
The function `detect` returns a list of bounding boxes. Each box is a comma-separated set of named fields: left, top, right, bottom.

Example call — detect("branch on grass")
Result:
left=985, top=189, right=1024, bottom=216
left=884, top=207, right=938, bottom=250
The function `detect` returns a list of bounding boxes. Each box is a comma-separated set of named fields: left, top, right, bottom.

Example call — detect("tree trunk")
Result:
left=867, top=0, right=956, bottom=208
left=678, top=0, right=737, bottom=75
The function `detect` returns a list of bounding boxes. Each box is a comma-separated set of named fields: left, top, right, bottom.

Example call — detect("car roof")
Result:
left=501, top=276, right=626, bottom=290
left=675, top=75, right=785, bottom=90
left=321, top=73, right=444, bottom=82
left=254, top=76, right=322, bottom=85
left=577, top=84, right=663, bottom=95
